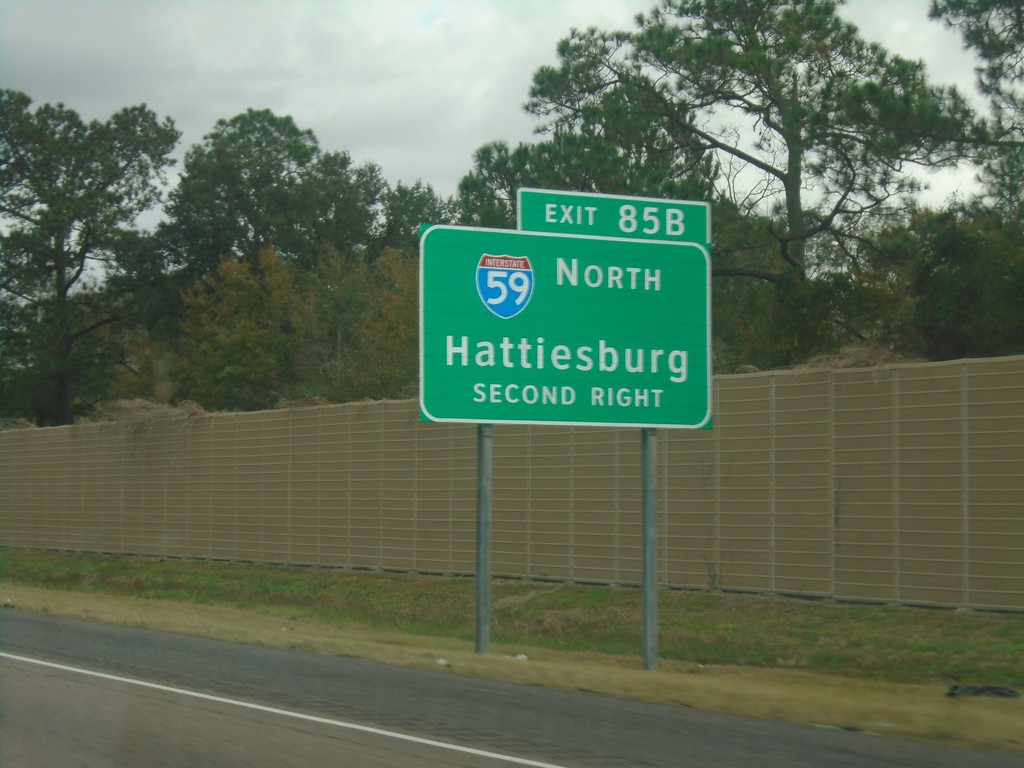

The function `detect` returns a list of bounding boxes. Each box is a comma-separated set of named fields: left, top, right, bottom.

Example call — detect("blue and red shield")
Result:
left=476, top=254, right=534, bottom=319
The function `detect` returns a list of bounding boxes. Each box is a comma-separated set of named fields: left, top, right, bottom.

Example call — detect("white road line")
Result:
left=0, top=651, right=572, bottom=768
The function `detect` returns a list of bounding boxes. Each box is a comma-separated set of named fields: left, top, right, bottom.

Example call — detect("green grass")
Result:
left=2, top=549, right=1022, bottom=686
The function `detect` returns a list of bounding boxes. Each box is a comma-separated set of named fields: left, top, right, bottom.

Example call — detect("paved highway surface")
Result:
left=1, top=611, right=1019, bottom=767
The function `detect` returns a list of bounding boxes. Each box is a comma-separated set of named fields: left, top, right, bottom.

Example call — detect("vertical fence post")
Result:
left=713, top=378, right=721, bottom=589
left=769, top=376, right=776, bottom=593
left=892, top=368, right=901, bottom=603
left=828, top=371, right=836, bottom=599
left=961, top=364, right=970, bottom=606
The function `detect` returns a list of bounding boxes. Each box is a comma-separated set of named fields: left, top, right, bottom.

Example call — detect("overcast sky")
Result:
left=1, top=0, right=984, bottom=211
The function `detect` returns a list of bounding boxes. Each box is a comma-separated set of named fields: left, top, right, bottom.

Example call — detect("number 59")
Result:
left=486, top=270, right=531, bottom=306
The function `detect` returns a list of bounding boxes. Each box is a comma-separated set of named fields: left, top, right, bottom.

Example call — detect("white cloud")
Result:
left=0, top=0, right=984, bottom=205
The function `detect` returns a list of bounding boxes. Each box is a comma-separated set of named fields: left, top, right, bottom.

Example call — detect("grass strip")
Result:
left=2, top=549, right=1022, bottom=686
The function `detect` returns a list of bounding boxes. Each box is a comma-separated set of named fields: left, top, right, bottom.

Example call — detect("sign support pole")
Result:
left=475, top=423, right=493, bottom=654
left=641, top=427, right=658, bottom=670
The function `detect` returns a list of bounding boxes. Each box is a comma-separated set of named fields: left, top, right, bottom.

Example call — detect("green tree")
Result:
left=906, top=205, right=1024, bottom=360
left=523, top=0, right=978, bottom=364
left=168, top=244, right=423, bottom=410
left=457, top=89, right=716, bottom=229
left=298, top=247, right=376, bottom=403
left=0, top=90, right=179, bottom=425
left=294, top=246, right=422, bottom=403
left=352, top=249, right=419, bottom=398
left=531, top=0, right=976, bottom=276
left=376, top=180, right=456, bottom=254
left=172, top=248, right=317, bottom=411
left=931, top=0, right=1024, bottom=215
left=456, top=141, right=530, bottom=228
left=161, top=109, right=386, bottom=280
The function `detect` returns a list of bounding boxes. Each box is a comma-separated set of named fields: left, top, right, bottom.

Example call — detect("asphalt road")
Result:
left=1, top=611, right=1019, bottom=767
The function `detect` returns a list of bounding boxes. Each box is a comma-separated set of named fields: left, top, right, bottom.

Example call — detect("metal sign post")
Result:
left=475, top=423, right=493, bottom=654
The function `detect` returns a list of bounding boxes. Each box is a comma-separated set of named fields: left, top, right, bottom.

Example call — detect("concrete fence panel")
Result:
left=2, top=355, right=1022, bottom=610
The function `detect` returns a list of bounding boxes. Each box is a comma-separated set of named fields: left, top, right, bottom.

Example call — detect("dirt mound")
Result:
left=0, top=417, right=37, bottom=430
left=82, top=400, right=209, bottom=442
left=88, top=399, right=207, bottom=424
left=800, top=345, right=919, bottom=370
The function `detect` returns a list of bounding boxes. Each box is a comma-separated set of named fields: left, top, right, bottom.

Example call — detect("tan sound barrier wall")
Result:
left=2, top=355, right=1022, bottom=610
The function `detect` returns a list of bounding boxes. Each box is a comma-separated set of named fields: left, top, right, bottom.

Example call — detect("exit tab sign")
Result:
left=518, top=188, right=711, bottom=247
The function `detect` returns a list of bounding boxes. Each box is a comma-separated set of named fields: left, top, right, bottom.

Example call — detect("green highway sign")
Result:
left=517, top=188, right=711, bottom=247
left=419, top=225, right=711, bottom=428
